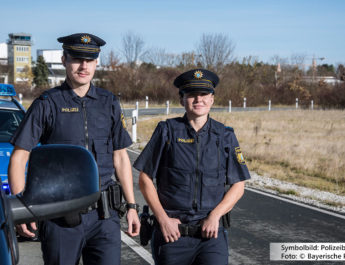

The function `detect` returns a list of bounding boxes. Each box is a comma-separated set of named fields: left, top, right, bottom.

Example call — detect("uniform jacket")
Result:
left=11, top=82, right=132, bottom=189
left=134, top=115, right=250, bottom=223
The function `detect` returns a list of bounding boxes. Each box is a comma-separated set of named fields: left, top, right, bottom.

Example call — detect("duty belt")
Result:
left=80, top=181, right=126, bottom=218
left=79, top=190, right=108, bottom=215
left=178, top=222, right=224, bottom=238
left=178, top=224, right=202, bottom=237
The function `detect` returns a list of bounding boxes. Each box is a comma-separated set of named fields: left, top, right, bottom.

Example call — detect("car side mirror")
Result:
left=8, top=144, right=100, bottom=224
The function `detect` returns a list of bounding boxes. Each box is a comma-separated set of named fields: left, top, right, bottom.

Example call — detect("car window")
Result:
left=0, top=110, right=24, bottom=142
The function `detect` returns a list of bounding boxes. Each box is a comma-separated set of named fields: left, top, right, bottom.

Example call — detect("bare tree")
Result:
left=106, top=50, right=121, bottom=70
left=177, top=52, right=198, bottom=68
left=196, top=33, right=235, bottom=70
left=290, top=53, right=307, bottom=71
left=142, top=47, right=179, bottom=67
left=336, top=64, right=345, bottom=81
left=121, top=31, right=145, bottom=66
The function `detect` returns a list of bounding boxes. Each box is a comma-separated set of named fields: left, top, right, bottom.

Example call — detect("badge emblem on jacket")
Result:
left=121, top=113, right=126, bottom=129
left=235, top=147, right=246, bottom=165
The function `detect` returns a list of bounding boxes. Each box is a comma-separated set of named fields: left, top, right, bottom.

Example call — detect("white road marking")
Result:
left=246, top=187, right=345, bottom=220
left=123, top=148, right=154, bottom=264
left=127, top=148, right=141, bottom=155
left=121, top=231, right=154, bottom=265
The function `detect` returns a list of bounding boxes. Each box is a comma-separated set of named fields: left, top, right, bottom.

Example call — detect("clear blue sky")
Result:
left=1, top=0, right=344, bottom=66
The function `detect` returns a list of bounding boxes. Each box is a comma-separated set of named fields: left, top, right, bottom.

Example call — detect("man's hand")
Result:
left=159, top=217, right=181, bottom=243
left=16, top=222, right=37, bottom=238
left=200, top=213, right=220, bottom=239
left=126, top=208, right=140, bottom=237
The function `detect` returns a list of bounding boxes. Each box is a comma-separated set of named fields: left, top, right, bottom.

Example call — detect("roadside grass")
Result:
left=128, top=110, right=345, bottom=197
left=21, top=99, right=33, bottom=110
left=263, top=185, right=299, bottom=196
left=211, top=110, right=345, bottom=196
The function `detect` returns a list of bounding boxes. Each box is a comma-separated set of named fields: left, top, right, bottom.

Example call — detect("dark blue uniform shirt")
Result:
left=11, top=82, right=132, bottom=190
left=134, top=114, right=251, bottom=223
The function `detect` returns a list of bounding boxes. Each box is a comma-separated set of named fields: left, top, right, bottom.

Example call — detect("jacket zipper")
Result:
left=193, top=134, right=200, bottom=209
left=82, top=101, right=89, bottom=150
left=217, top=139, right=220, bottom=171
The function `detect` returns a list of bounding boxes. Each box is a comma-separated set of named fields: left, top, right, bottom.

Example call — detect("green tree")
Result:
left=33, top=55, right=49, bottom=87
left=317, top=64, right=335, bottom=76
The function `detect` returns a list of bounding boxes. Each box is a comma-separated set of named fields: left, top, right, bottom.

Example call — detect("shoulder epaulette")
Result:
left=39, top=87, right=59, bottom=100
left=96, top=87, right=113, bottom=97
left=225, top=126, right=234, bottom=132
left=39, top=92, right=49, bottom=100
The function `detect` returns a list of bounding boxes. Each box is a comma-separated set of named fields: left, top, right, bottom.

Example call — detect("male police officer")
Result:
left=134, top=69, right=251, bottom=265
left=8, top=33, right=140, bottom=265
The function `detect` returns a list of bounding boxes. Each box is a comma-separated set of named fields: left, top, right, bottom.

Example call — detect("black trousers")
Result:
left=40, top=209, right=121, bottom=265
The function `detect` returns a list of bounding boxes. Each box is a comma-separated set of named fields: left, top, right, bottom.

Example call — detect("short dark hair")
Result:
left=63, top=50, right=69, bottom=58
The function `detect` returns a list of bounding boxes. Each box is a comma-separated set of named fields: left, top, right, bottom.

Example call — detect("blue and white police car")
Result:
left=0, top=84, right=25, bottom=194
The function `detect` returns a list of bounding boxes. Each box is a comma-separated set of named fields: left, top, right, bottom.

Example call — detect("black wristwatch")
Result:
left=126, top=203, right=139, bottom=212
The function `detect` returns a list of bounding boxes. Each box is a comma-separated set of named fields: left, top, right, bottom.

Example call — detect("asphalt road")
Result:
left=18, top=149, right=345, bottom=265
left=122, top=106, right=297, bottom=117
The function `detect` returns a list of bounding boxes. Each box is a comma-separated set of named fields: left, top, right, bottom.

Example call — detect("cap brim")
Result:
left=65, top=50, right=99, bottom=60
left=180, top=87, right=214, bottom=95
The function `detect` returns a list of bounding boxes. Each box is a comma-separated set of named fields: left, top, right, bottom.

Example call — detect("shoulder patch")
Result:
left=235, top=147, right=246, bottom=165
left=121, top=113, right=126, bottom=129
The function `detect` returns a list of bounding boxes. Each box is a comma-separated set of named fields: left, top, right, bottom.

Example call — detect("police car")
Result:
left=0, top=84, right=25, bottom=194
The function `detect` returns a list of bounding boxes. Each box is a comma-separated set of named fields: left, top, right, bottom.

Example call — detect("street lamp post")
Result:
left=275, top=63, right=281, bottom=89
left=312, top=56, right=325, bottom=83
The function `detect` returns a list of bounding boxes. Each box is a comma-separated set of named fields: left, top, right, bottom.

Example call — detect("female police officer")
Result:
left=8, top=33, right=140, bottom=265
left=134, top=69, right=251, bottom=265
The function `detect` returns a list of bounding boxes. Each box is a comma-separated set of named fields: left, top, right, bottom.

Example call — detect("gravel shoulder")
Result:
left=247, top=171, right=345, bottom=214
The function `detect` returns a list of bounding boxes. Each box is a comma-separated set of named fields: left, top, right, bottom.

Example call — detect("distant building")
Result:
left=0, top=43, right=8, bottom=65
left=302, top=76, right=343, bottom=85
left=37, top=49, right=65, bottom=86
left=7, top=33, right=32, bottom=83
left=0, top=43, right=9, bottom=83
left=37, top=49, right=64, bottom=69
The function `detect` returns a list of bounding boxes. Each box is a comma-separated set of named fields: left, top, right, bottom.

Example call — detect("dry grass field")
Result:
left=128, top=110, right=345, bottom=197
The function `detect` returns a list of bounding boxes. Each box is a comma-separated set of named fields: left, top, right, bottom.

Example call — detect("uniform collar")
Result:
left=86, top=83, right=98, bottom=99
left=61, top=81, right=99, bottom=102
left=182, top=113, right=211, bottom=135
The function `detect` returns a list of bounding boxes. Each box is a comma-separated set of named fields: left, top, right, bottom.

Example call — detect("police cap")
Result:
left=57, top=33, right=106, bottom=59
left=174, top=69, right=219, bottom=96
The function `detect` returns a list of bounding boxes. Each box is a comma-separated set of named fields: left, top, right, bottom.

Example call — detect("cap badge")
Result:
left=81, top=35, right=91, bottom=44
left=194, top=70, right=203, bottom=79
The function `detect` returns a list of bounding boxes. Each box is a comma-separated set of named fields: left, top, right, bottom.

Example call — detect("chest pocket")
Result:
left=87, top=107, right=112, bottom=137
left=200, top=133, right=227, bottom=210
left=202, top=137, right=221, bottom=172
left=93, top=138, right=113, bottom=170
left=47, top=106, right=83, bottom=144
left=171, top=135, right=196, bottom=171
